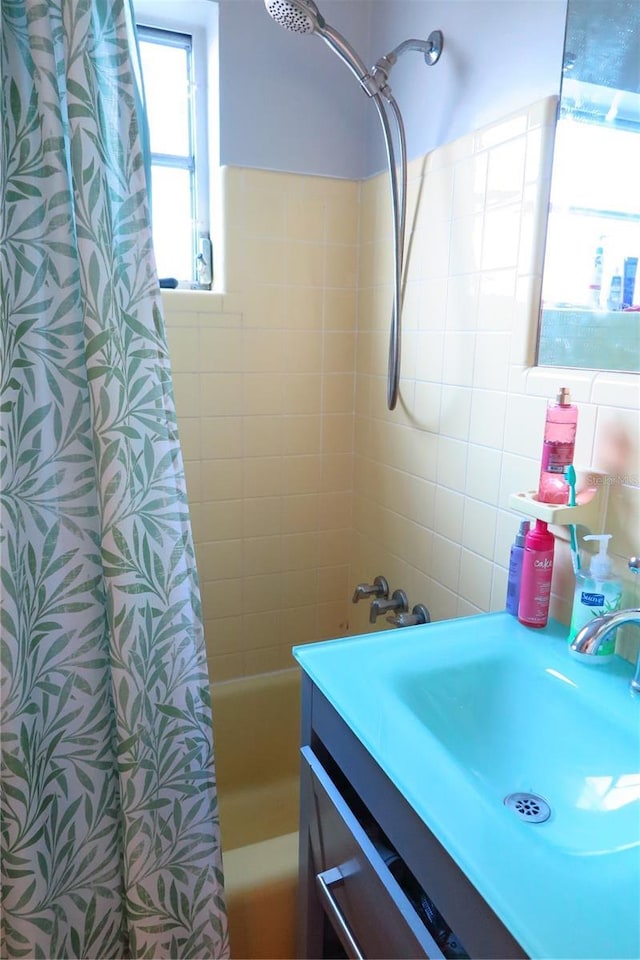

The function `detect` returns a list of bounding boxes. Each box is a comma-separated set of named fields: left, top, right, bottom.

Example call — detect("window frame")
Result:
left=134, top=1, right=214, bottom=287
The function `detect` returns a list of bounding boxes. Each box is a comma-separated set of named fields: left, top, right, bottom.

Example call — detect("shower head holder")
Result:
left=359, top=32, right=445, bottom=101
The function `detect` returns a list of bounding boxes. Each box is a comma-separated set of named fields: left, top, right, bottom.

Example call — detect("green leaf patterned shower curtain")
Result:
left=0, top=1, right=229, bottom=957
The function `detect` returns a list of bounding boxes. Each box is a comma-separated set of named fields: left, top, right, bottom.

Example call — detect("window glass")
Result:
left=149, top=166, right=195, bottom=281
left=136, top=24, right=209, bottom=286
left=139, top=38, right=191, bottom=157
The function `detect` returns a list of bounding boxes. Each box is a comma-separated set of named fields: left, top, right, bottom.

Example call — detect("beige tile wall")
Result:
left=163, top=168, right=359, bottom=680
left=350, top=97, right=640, bottom=656
left=164, top=98, right=639, bottom=681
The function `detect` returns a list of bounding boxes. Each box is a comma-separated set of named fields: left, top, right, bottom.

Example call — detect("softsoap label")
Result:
left=568, top=582, right=623, bottom=656
left=580, top=591, right=605, bottom=607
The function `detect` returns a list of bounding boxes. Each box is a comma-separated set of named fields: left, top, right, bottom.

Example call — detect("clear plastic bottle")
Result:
left=536, top=387, right=578, bottom=504
left=518, top=520, right=554, bottom=628
left=567, top=534, right=623, bottom=657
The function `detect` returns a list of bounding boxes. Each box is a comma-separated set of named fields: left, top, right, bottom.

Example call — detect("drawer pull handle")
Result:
left=316, top=866, right=365, bottom=960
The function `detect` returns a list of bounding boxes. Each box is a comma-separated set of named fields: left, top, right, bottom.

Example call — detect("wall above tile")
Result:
left=218, top=0, right=566, bottom=178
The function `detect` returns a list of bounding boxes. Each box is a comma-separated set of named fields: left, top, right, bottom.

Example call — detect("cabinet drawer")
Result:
left=302, top=745, right=442, bottom=960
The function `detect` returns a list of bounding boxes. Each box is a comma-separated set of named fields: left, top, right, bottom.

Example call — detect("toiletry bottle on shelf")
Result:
left=588, top=240, right=603, bottom=307
left=536, top=387, right=578, bottom=504
left=623, top=257, right=638, bottom=307
left=607, top=269, right=623, bottom=311
left=518, top=520, right=554, bottom=628
left=506, top=519, right=530, bottom=616
left=567, top=534, right=623, bottom=657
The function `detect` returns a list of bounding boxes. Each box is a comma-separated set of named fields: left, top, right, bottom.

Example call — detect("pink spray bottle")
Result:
left=518, top=520, right=554, bottom=628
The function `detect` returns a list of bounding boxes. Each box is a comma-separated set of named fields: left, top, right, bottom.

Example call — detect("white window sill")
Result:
left=160, top=286, right=241, bottom=318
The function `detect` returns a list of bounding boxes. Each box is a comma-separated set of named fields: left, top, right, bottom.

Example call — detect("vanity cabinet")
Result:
left=297, top=674, right=527, bottom=960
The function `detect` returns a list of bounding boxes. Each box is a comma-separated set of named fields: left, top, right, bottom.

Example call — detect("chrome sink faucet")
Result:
left=570, top=557, right=640, bottom=694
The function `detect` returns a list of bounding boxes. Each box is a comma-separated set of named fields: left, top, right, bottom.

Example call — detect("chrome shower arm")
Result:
left=322, top=30, right=444, bottom=102
left=371, top=31, right=444, bottom=99
left=384, top=32, right=443, bottom=68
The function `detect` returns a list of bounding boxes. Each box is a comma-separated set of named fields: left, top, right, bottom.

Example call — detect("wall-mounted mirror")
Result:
left=536, top=0, right=640, bottom=373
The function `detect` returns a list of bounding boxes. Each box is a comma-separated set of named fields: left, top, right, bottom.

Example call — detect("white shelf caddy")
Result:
left=509, top=468, right=609, bottom=534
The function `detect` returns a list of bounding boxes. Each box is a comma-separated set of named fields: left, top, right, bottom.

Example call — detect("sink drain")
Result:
left=504, top=792, right=551, bottom=823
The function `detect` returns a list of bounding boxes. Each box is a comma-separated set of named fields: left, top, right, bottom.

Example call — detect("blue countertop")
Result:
left=294, top=612, right=640, bottom=959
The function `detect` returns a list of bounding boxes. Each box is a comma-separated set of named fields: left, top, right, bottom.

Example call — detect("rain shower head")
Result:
left=264, top=0, right=325, bottom=35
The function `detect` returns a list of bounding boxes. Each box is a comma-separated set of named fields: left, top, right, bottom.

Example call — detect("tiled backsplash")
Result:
left=163, top=97, right=639, bottom=681
left=350, top=96, right=640, bottom=654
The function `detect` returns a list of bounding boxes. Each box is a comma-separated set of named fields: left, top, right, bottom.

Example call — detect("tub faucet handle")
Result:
left=386, top=603, right=431, bottom=628
left=370, top=589, right=408, bottom=624
left=352, top=575, right=389, bottom=604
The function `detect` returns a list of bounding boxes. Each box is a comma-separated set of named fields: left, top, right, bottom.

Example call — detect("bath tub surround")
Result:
left=211, top=669, right=301, bottom=959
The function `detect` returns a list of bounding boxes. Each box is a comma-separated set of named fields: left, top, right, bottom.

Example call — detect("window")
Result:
left=134, top=2, right=215, bottom=288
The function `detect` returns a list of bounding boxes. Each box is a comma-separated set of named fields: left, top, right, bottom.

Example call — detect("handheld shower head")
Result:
left=264, top=0, right=324, bottom=35
left=264, top=0, right=373, bottom=91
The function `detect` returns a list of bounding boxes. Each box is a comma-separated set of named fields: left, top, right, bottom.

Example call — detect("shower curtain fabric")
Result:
left=1, top=1, right=229, bottom=957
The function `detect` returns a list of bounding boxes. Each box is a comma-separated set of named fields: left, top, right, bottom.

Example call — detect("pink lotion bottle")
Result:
left=518, top=520, right=554, bottom=628
left=536, top=387, right=578, bottom=504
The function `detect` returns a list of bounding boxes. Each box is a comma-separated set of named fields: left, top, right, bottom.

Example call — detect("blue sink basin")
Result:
left=396, top=645, right=640, bottom=855
left=294, top=612, right=640, bottom=959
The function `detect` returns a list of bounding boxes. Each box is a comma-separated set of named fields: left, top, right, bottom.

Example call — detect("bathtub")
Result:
left=212, top=669, right=301, bottom=959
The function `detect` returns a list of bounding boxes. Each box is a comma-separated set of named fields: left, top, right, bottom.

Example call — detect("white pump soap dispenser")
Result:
left=567, top=534, right=623, bottom=657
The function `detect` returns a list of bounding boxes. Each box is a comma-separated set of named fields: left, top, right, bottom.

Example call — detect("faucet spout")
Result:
left=570, top=608, right=640, bottom=694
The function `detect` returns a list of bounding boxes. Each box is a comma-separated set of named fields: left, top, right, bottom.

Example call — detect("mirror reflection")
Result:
left=537, top=0, right=640, bottom=372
